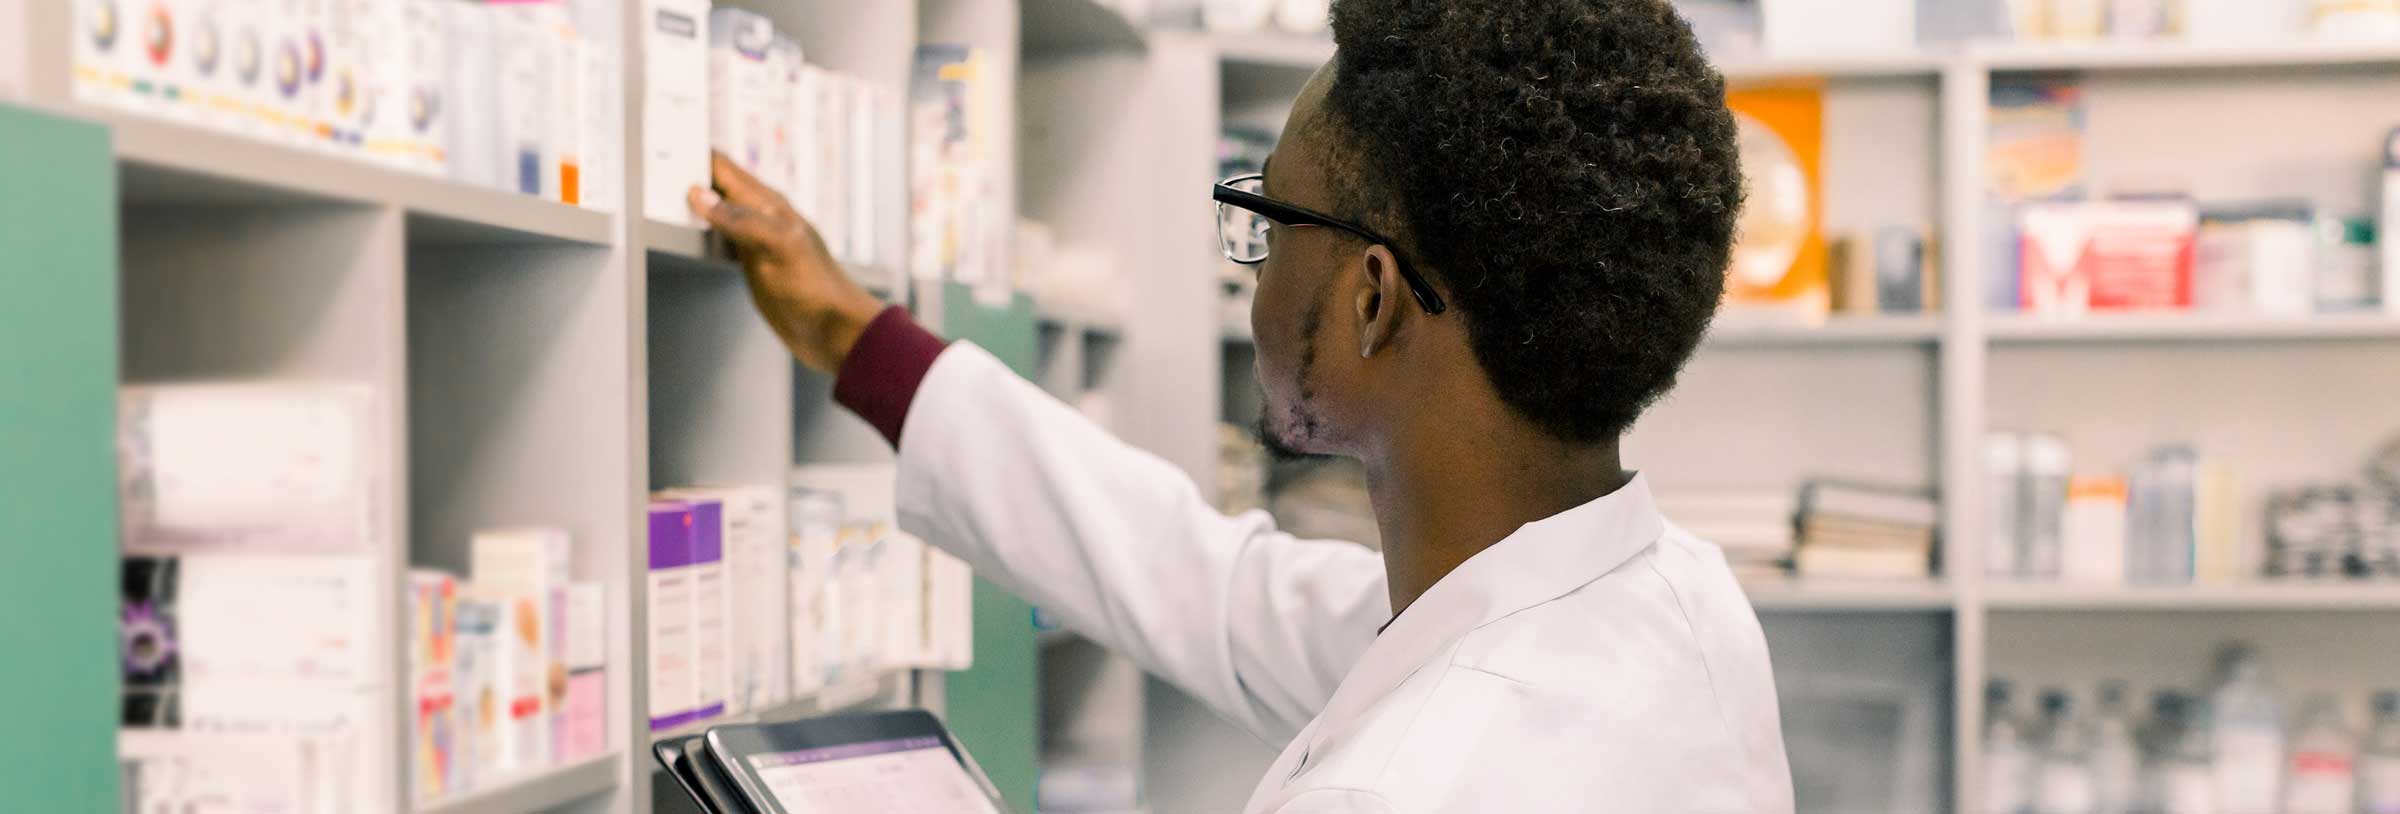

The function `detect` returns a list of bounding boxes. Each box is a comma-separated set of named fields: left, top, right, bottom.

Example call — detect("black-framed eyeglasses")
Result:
left=1213, top=173, right=1448, bottom=315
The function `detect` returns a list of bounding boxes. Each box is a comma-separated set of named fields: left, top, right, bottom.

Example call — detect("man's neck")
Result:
left=1360, top=419, right=1627, bottom=618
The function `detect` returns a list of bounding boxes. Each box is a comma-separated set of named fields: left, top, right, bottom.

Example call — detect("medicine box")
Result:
left=560, top=669, right=606, bottom=763
left=708, top=8, right=787, bottom=198
left=485, top=589, right=550, bottom=773
left=647, top=500, right=699, bottom=730
left=444, top=1, right=501, bottom=190
left=408, top=570, right=459, bottom=801
left=452, top=598, right=500, bottom=789
left=492, top=2, right=559, bottom=197
left=118, top=382, right=380, bottom=550
left=642, top=0, right=711, bottom=224
left=2018, top=200, right=2197, bottom=312
left=687, top=497, right=731, bottom=725
left=663, top=485, right=790, bottom=714
left=400, top=0, right=450, bottom=173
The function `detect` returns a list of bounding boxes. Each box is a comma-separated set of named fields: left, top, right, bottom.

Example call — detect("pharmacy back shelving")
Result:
left=1194, top=25, right=2400, bottom=814
left=9, top=2, right=2400, bottom=812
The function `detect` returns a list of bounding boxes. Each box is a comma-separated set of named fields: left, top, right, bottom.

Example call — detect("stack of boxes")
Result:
left=643, top=469, right=974, bottom=734
left=406, top=527, right=609, bottom=802
left=698, top=7, right=903, bottom=271
left=115, top=383, right=390, bottom=814
left=69, top=0, right=619, bottom=210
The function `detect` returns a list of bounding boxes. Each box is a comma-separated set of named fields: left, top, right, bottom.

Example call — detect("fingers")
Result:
left=688, top=186, right=783, bottom=247
left=709, top=151, right=790, bottom=214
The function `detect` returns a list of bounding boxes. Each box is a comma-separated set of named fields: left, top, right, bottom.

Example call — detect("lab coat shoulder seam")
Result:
left=1640, top=547, right=1756, bottom=812
left=1358, top=647, right=1460, bottom=795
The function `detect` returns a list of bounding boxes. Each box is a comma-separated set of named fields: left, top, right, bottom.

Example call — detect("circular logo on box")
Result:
left=275, top=40, right=302, bottom=98
left=88, top=1, right=120, bottom=51
left=411, top=86, right=440, bottom=134
left=141, top=3, right=173, bottom=67
left=234, top=29, right=261, bottom=86
left=191, top=16, right=219, bottom=77
left=305, top=31, right=325, bottom=84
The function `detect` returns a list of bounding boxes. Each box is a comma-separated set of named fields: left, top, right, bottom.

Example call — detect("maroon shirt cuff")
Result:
left=833, top=305, right=950, bottom=447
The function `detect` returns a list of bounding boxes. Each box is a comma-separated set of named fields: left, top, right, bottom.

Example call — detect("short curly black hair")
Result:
left=1319, top=0, right=1740, bottom=444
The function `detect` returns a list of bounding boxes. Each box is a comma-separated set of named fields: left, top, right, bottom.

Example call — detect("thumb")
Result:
left=688, top=187, right=780, bottom=246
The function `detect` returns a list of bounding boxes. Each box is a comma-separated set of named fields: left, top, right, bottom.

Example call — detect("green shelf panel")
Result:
left=0, top=103, right=123, bottom=811
left=937, top=282, right=1042, bottom=814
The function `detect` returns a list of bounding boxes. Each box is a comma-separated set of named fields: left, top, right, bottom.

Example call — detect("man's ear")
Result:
left=1353, top=244, right=1407, bottom=359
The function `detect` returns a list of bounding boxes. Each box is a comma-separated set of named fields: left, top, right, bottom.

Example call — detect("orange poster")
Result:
left=1722, top=83, right=1828, bottom=324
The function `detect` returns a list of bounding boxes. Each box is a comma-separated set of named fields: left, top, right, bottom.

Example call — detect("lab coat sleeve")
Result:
left=892, top=342, right=1390, bottom=745
left=1271, top=790, right=1402, bottom=814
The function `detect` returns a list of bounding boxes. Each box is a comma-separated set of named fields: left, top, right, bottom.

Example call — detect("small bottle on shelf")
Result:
left=2360, top=691, right=2400, bottom=814
left=2282, top=693, right=2356, bottom=814
left=2034, top=688, right=2098, bottom=814
left=2144, top=694, right=2218, bottom=814
left=2207, top=645, right=2286, bottom=814
left=2088, top=682, right=2142, bottom=814
left=1988, top=680, right=2037, bottom=814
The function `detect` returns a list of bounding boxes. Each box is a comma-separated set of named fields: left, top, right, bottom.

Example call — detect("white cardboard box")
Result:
left=642, top=0, right=710, bottom=224
left=118, top=383, right=380, bottom=550
left=708, top=8, right=787, bottom=198
left=444, top=1, right=500, bottom=190
left=492, top=3, right=561, bottom=197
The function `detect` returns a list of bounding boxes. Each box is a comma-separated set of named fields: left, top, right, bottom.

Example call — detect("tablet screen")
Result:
left=745, top=735, right=1001, bottom=813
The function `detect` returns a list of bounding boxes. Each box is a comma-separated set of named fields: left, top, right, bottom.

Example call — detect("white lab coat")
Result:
left=894, top=343, right=1795, bottom=813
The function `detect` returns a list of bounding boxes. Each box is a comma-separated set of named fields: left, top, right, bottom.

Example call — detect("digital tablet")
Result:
left=652, top=737, right=758, bottom=814
left=702, top=709, right=1012, bottom=814
left=652, top=739, right=710, bottom=810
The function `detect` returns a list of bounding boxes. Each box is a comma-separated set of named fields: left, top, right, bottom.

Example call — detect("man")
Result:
left=690, top=0, right=1790, bottom=810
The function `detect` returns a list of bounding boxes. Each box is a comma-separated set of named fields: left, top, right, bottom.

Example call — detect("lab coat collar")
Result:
left=1311, top=473, right=1667, bottom=735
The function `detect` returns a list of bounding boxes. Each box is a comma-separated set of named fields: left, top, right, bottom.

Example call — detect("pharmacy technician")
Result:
left=691, top=0, right=1792, bottom=810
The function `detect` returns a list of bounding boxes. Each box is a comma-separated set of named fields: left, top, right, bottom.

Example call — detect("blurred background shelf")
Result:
left=1213, top=33, right=1334, bottom=69
left=1742, top=578, right=1955, bottom=611
left=1985, top=582, right=2400, bottom=610
left=1707, top=315, right=1942, bottom=347
left=1021, top=0, right=1149, bottom=55
left=91, top=106, right=613, bottom=247
left=1986, top=313, right=2400, bottom=343
left=1718, top=52, right=1946, bottom=82
left=415, top=753, right=621, bottom=814
left=1972, top=39, right=2400, bottom=72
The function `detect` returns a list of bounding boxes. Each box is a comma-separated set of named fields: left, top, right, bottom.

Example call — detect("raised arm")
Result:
left=691, top=157, right=1387, bottom=744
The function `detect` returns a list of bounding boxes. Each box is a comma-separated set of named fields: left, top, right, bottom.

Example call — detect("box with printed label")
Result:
left=647, top=501, right=698, bottom=729
left=642, top=0, right=710, bottom=224
left=408, top=570, right=458, bottom=801
left=2019, top=200, right=2197, bottom=312
left=708, top=8, right=788, bottom=198
left=687, top=497, right=731, bottom=725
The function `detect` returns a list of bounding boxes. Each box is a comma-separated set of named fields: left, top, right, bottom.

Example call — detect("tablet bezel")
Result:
left=701, top=709, right=1012, bottom=814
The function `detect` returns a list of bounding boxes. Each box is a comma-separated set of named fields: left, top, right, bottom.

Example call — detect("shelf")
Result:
left=649, top=669, right=907, bottom=743
left=1214, top=32, right=1335, bottom=70
left=1706, top=315, right=1942, bottom=347
left=1742, top=578, right=1955, bottom=611
left=641, top=218, right=715, bottom=263
left=415, top=753, right=621, bottom=814
left=1034, top=299, right=1127, bottom=338
left=89, top=105, right=613, bottom=247
left=1985, top=581, right=2400, bottom=610
left=1986, top=313, right=2400, bottom=343
left=1022, top=0, right=1148, bottom=55
left=1973, top=39, right=2400, bottom=72
left=1718, top=52, right=1946, bottom=82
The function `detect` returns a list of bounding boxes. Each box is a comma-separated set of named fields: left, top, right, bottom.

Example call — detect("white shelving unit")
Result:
left=1181, top=26, right=2400, bottom=814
